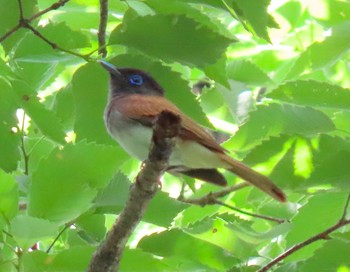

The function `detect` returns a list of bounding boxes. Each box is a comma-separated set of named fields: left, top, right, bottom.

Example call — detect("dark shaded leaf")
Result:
left=110, top=14, right=233, bottom=67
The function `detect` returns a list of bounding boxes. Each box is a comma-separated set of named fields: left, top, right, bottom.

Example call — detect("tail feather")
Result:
left=220, top=154, right=286, bottom=202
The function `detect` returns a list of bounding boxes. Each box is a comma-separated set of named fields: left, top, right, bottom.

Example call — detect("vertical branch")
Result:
left=98, top=0, right=108, bottom=57
left=87, top=111, right=181, bottom=272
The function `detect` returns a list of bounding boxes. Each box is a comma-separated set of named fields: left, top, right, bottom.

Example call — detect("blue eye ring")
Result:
left=129, top=74, right=144, bottom=86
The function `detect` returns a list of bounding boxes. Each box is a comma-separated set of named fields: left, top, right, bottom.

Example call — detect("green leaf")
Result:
left=268, top=80, right=350, bottom=109
left=143, top=192, right=188, bottom=227
left=94, top=172, right=131, bottom=213
left=184, top=217, right=258, bottom=258
left=333, top=111, right=350, bottom=134
left=300, top=239, right=350, bottom=272
left=316, top=0, right=350, bottom=27
left=307, top=150, right=350, bottom=190
left=138, top=229, right=238, bottom=270
left=110, top=14, right=233, bottom=67
left=20, top=246, right=95, bottom=272
left=72, top=62, right=119, bottom=144
left=276, top=1, right=303, bottom=28
left=121, top=249, right=169, bottom=271
left=286, top=192, right=349, bottom=247
left=287, top=22, right=350, bottom=79
left=0, top=170, right=18, bottom=220
left=145, top=0, right=233, bottom=39
left=108, top=54, right=213, bottom=128
left=10, top=215, right=59, bottom=249
left=0, top=0, right=37, bottom=36
left=12, top=80, right=66, bottom=144
left=0, top=79, right=21, bottom=172
left=54, top=84, right=75, bottom=130
left=233, top=0, right=277, bottom=42
left=28, top=141, right=121, bottom=223
left=20, top=251, right=50, bottom=272
left=75, top=214, right=106, bottom=243
left=225, top=103, right=335, bottom=151
left=13, top=23, right=90, bottom=62
left=227, top=60, right=273, bottom=85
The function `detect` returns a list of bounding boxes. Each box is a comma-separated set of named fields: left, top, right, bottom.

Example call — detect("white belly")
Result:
left=105, top=110, right=226, bottom=169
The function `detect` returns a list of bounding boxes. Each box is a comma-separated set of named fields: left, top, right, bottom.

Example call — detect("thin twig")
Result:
left=178, top=182, right=285, bottom=223
left=0, top=0, right=70, bottom=43
left=257, top=193, right=350, bottom=272
left=46, top=224, right=71, bottom=253
left=214, top=200, right=286, bottom=224
left=20, top=112, right=29, bottom=175
left=24, top=23, right=91, bottom=61
left=17, top=0, right=24, bottom=19
left=28, top=0, right=70, bottom=22
left=87, top=111, right=181, bottom=272
left=98, top=0, right=108, bottom=57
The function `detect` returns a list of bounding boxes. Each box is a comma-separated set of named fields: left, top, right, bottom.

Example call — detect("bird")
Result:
left=100, top=61, right=286, bottom=202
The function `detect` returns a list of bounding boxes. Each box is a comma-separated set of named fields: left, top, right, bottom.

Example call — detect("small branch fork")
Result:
left=257, top=193, right=350, bottom=272
left=1, top=0, right=109, bottom=59
left=87, top=111, right=181, bottom=272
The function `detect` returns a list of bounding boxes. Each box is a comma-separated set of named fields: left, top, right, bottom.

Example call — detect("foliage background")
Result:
left=1, top=0, right=350, bottom=271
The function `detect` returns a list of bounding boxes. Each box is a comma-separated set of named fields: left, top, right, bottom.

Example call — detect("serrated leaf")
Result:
left=12, top=80, right=66, bottom=144
left=184, top=217, right=262, bottom=257
left=72, top=63, right=119, bottom=144
left=28, top=141, right=122, bottom=223
left=300, top=239, right=350, bottom=272
left=225, top=103, right=335, bottom=151
left=286, top=192, right=349, bottom=246
left=268, top=80, right=350, bottom=109
left=13, top=22, right=90, bottom=61
left=146, top=0, right=233, bottom=39
left=108, top=54, right=213, bottom=128
left=143, top=192, right=188, bottom=227
left=11, top=215, right=59, bottom=249
left=287, top=22, right=350, bottom=79
left=138, top=229, right=238, bottom=270
left=0, top=170, right=18, bottom=220
left=233, top=0, right=277, bottom=42
left=227, top=60, right=273, bottom=85
left=110, top=14, right=232, bottom=67
left=94, top=172, right=131, bottom=213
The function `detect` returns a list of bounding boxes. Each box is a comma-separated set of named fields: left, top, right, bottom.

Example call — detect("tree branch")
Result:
left=257, top=193, right=350, bottom=272
left=178, top=182, right=286, bottom=224
left=87, top=111, right=181, bottom=272
left=0, top=0, right=70, bottom=43
left=98, top=0, right=108, bottom=57
left=177, top=182, right=250, bottom=205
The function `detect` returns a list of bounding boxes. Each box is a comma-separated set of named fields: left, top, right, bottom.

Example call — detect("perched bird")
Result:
left=101, top=61, right=286, bottom=202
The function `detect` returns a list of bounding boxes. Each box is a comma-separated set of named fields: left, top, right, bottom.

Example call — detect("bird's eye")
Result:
left=129, top=74, right=144, bottom=86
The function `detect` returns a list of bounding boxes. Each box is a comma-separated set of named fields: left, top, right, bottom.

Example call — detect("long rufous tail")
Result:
left=220, top=154, right=286, bottom=202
